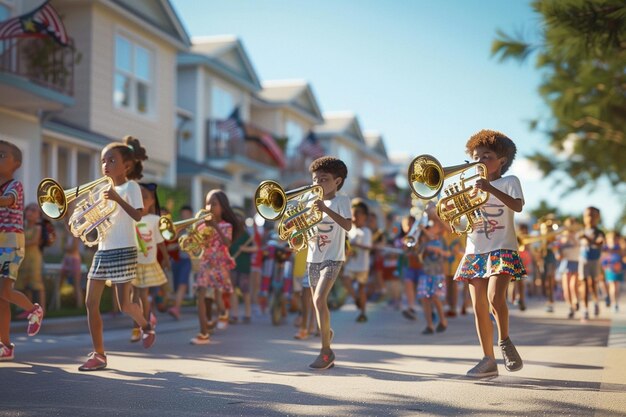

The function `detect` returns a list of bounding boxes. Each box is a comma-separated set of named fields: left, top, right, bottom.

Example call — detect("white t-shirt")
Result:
left=136, top=213, right=164, bottom=264
left=465, top=175, right=524, bottom=254
left=345, top=225, right=372, bottom=273
left=307, top=194, right=351, bottom=263
left=99, top=180, right=143, bottom=251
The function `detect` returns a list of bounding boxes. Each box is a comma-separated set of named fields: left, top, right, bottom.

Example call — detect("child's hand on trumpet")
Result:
left=103, top=187, right=122, bottom=203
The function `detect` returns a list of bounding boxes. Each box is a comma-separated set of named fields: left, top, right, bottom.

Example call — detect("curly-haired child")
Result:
left=306, top=156, right=352, bottom=370
left=453, top=129, right=526, bottom=378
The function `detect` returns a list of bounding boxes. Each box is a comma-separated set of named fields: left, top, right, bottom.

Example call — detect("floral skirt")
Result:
left=196, top=265, right=233, bottom=292
left=454, top=249, right=526, bottom=282
left=132, top=262, right=168, bottom=288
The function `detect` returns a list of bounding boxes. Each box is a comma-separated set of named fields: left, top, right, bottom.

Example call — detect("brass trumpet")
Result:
left=37, top=176, right=117, bottom=246
left=519, top=216, right=573, bottom=246
left=158, top=210, right=213, bottom=258
left=408, top=154, right=489, bottom=234
left=254, top=180, right=324, bottom=251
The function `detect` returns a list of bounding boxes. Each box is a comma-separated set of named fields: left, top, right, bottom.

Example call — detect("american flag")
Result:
left=0, top=1, right=69, bottom=46
left=298, top=131, right=325, bottom=159
left=216, top=107, right=243, bottom=141
left=382, top=171, right=397, bottom=189
left=258, top=133, right=286, bottom=168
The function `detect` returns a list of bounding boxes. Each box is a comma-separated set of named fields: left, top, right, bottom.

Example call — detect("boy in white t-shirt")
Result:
left=307, top=156, right=352, bottom=370
left=343, top=200, right=372, bottom=323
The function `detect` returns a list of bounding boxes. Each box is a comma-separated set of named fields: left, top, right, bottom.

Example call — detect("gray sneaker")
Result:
left=466, top=356, right=498, bottom=378
left=499, top=337, right=523, bottom=372
left=309, top=349, right=335, bottom=370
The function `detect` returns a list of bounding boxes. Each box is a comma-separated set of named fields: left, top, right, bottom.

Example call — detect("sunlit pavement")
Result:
left=2, top=297, right=625, bottom=417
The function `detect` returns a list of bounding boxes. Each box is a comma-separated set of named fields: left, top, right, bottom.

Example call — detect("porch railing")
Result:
left=0, top=37, right=75, bottom=96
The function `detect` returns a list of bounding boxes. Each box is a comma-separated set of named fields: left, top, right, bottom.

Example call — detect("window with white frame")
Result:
left=363, top=159, right=374, bottom=179
left=0, top=1, right=13, bottom=55
left=211, top=86, right=234, bottom=119
left=0, top=3, right=10, bottom=21
left=285, top=120, right=303, bottom=158
left=114, top=34, right=154, bottom=115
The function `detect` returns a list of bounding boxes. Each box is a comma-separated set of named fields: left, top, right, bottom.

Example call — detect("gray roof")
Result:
left=43, top=118, right=113, bottom=147
left=177, top=156, right=232, bottom=181
left=256, top=80, right=323, bottom=122
left=111, top=0, right=191, bottom=48
left=364, top=131, right=388, bottom=158
left=182, top=36, right=261, bottom=91
left=314, top=112, right=365, bottom=143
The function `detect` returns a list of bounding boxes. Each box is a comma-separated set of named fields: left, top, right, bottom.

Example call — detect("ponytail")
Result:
left=103, top=135, right=148, bottom=180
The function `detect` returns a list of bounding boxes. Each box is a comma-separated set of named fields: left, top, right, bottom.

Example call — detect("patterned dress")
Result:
left=196, top=220, right=236, bottom=291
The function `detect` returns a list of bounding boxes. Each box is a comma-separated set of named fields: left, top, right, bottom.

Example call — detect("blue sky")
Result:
left=171, top=0, right=621, bottom=228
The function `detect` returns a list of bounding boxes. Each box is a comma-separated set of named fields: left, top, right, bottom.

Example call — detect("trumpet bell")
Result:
left=254, top=180, right=286, bottom=221
left=408, top=155, right=445, bottom=200
left=158, top=209, right=212, bottom=241
left=38, top=178, right=69, bottom=220
left=158, top=216, right=176, bottom=241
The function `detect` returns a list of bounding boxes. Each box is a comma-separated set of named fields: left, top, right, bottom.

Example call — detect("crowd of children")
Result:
left=1, top=131, right=625, bottom=378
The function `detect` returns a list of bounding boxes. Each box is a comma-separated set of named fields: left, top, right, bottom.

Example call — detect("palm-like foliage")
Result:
left=492, top=0, right=626, bottom=230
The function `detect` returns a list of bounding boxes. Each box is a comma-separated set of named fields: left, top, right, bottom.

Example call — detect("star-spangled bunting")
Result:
left=216, top=107, right=244, bottom=141
left=0, top=0, right=69, bottom=46
left=298, top=131, right=325, bottom=159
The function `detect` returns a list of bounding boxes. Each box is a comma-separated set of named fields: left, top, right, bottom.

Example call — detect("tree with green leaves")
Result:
left=492, top=0, right=626, bottom=231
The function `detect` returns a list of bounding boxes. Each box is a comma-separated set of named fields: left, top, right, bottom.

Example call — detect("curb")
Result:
left=10, top=306, right=198, bottom=336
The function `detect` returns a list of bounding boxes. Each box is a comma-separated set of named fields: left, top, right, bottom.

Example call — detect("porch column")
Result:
left=192, top=175, right=203, bottom=212
left=49, top=142, right=58, bottom=179
left=69, top=147, right=78, bottom=186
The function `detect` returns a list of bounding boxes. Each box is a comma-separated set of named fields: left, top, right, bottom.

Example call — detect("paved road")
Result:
left=2, top=299, right=625, bottom=417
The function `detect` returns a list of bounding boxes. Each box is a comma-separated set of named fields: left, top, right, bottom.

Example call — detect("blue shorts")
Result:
left=403, top=267, right=422, bottom=285
left=605, top=271, right=624, bottom=283
left=558, top=260, right=579, bottom=275
left=417, top=273, right=445, bottom=299
left=172, top=258, right=192, bottom=291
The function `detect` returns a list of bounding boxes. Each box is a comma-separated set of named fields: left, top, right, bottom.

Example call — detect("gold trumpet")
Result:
left=254, top=180, right=324, bottom=252
left=519, top=216, right=572, bottom=246
left=408, top=154, right=489, bottom=234
left=37, top=177, right=117, bottom=246
left=158, top=210, right=213, bottom=258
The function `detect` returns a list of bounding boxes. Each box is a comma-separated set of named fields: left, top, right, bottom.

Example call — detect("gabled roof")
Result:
left=179, top=35, right=261, bottom=92
left=364, top=131, right=388, bottom=159
left=314, top=112, right=365, bottom=144
left=256, top=80, right=323, bottom=122
left=108, top=0, right=190, bottom=48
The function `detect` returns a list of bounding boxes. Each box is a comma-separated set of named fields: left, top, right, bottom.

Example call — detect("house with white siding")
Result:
left=1, top=0, right=190, bottom=205
left=313, top=112, right=368, bottom=198
left=177, top=36, right=288, bottom=213
left=250, top=79, right=324, bottom=188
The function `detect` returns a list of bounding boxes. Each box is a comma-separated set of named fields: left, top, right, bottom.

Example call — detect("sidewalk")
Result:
left=9, top=305, right=200, bottom=336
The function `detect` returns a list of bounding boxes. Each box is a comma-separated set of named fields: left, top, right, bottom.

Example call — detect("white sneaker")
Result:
left=190, top=333, right=210, bottom=345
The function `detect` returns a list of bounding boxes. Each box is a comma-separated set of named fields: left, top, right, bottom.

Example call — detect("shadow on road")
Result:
left=2, top=360, right=624, bottom=417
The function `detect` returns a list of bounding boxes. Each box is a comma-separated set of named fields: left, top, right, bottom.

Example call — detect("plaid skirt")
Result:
left=88, top=247, right=137, bottom=284
left=132, top=262, right=168, bottom=288
left=454, top=249, right=526, bottom=282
